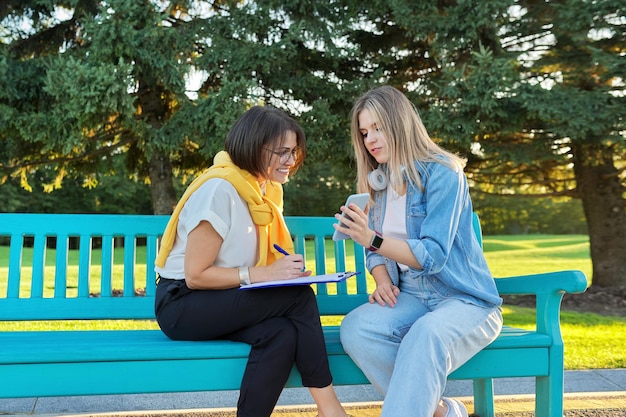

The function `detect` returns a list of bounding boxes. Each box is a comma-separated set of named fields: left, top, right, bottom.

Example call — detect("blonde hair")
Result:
left=350, top=86, right=465, bottom=195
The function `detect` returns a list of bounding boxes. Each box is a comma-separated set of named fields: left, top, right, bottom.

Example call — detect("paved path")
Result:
left=1, top=369, right=625, bottom=416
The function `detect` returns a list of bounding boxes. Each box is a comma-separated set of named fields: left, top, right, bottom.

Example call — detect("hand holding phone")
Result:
left=332, top=193, right=369, bottom=241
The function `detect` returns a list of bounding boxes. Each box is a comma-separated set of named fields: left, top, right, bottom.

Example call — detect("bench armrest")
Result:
left=495, top=270, right=588, bottom=296
left=495, top=269, right=588, bottom=336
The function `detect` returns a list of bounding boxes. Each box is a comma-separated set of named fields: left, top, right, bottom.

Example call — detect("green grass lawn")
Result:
left=484, top=234, right=593, bottom=280
left=1, top=234, right=624, bottom=370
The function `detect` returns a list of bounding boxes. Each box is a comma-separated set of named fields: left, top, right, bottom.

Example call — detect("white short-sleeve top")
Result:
left=154, top=178, right=258, bottom=280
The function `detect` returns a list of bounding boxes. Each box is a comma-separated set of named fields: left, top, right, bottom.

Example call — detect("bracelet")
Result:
left=238, top=267, right=251, bottom=286
left=367, top=231, right=384, bottom=252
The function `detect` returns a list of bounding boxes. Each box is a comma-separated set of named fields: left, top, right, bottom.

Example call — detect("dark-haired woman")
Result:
left=155, top=106, right=348, bottom=417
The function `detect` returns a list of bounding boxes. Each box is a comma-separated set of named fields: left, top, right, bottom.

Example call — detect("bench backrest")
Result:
left=0, top=213, right=482, bottom=322
left=0, top=213, right=370, bottom=321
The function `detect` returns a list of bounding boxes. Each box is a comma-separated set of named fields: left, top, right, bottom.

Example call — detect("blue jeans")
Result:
left=340, top=273, right=502, bottom=417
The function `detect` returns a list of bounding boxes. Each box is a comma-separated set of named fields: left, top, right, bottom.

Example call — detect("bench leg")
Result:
left=535, top=342, right=565, bottom=417
left=472, top=378, right=495, bottom=417
left=535, top=374, right=563, bottom=417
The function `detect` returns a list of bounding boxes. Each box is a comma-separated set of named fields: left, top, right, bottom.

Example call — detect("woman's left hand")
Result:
left=333, top=203, right=372, bottom=247
left=369, top=281, right=400, bottom=307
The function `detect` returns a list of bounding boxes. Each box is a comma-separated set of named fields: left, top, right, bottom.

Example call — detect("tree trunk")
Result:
left=149, top=151, right=177, bottom=215
left=135, top=68, right=178, bottom=215
left=572, top=142, right=626, bottom=287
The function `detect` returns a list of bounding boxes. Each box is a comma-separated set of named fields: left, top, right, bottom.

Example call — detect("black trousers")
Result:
left=155, top=278, right=333, bottom=417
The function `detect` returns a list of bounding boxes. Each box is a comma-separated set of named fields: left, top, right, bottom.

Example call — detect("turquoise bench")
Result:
left=0, top=213, right=587, bottom=417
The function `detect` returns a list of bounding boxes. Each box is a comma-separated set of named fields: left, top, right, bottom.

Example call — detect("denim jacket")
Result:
left=367, top=160, right=502, bottom=307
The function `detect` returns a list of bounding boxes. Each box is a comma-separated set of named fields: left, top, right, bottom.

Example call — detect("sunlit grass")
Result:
left=484, top=234, right=592, bottom=283
left=0, top=320, right=160, bottom=331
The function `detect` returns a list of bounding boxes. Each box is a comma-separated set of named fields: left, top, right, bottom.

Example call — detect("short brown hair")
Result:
left=225, top=106, right=306, bottom=178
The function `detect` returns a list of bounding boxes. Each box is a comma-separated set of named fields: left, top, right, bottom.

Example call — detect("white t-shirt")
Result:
left=383, top=186, right=409, bottom=272
left=155, top=178, right=258, bottom=280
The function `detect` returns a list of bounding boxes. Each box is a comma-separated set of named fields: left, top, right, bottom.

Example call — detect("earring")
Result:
left=368, top=167, right=387, bottom=191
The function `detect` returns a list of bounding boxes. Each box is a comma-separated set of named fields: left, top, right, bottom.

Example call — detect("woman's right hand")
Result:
left=258, top=254, right=311, bottom=282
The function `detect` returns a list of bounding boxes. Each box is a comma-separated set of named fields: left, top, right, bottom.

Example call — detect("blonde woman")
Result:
left=337, top=86, right=503, bottom=417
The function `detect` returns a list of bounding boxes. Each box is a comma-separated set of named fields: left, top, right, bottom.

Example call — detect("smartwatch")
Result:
left=368, top=231, right=384, bottom=252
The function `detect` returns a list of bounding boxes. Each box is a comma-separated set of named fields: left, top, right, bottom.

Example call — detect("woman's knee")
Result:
left=340, top=309, right=368, bottom=352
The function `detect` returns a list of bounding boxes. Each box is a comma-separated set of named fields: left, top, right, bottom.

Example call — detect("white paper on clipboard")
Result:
left=239, top=271, right=358, bottom=290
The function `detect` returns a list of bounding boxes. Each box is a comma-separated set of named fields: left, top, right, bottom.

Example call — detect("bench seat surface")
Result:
left=0, top=326, right=550, bottom=365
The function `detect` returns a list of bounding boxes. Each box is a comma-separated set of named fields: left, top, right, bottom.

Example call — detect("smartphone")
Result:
left=332, top=193, right=370, bottom=241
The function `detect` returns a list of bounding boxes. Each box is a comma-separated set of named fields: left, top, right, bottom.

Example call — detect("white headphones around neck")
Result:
left=368, top=167, right=388, bottom=191
left=368, top=165, right=408, bottom=191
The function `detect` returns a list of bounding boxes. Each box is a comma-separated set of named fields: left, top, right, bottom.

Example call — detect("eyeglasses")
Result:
left=264, top=147, right=299, bottom=163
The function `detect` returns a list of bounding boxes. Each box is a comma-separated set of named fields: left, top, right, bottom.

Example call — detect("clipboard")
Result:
left=239, top=271, right=358, bottom=290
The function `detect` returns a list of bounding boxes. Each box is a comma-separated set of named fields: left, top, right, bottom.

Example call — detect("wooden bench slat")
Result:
left=1, top=359, right=251, bottom=397
left=0, top=330, right=251, bottom=364
left=7, top=235, right=22, bottom=298
left=77, top=235, right=91, bottom=297
left=100, top=235, right=114, bottom=297
left=145, top=235, right=159, bottom=297
left=31, top=234, right=46, bottom=298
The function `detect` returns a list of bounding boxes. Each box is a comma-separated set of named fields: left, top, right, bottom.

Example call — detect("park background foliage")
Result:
left=0, top=0, right=623, bottom=286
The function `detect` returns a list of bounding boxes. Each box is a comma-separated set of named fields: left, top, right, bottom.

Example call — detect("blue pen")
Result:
left=274, top=244, right=305, bottom=271
left=273, top=244, right=290, bottom=256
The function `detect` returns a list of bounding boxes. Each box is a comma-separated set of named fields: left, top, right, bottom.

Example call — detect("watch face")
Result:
left=371, top=234, right=384, bottom=249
